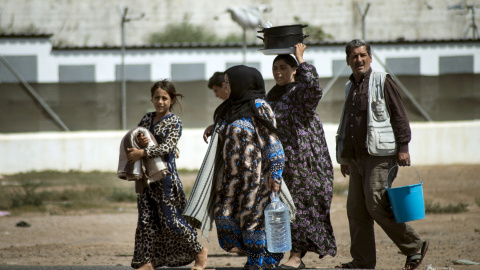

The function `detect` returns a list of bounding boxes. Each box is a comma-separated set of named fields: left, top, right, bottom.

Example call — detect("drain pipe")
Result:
left=0, top=55, right=70, bottom=131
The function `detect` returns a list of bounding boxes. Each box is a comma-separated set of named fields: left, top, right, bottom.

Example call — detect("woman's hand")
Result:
left=137, top=133, right=151, bottom=148
left=341, top=164, right=350, bottom=177
left=127, top=148, right=146, bottom=164
left=203, top=124, right=214, bottom=143
left=294, top=43, right=306, bottom=64
left=268, top=177, right=280, bottom=193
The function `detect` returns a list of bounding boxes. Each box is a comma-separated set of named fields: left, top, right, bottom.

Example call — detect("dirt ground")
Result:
left=0, top=165, right=479, bottom=269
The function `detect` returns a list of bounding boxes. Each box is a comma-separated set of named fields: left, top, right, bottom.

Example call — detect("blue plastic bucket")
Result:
left=386, top=165, right=425, bottom=223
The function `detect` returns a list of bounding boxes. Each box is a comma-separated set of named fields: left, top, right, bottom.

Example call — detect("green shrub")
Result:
left=8, top=180, right=45, bottom=208
left=149, top=21, right=218, bottom=44
left=425, top=201, right=469, bottom=214
left=333, top=183, right=349, bottom=195
left=293, top=16, right=334, bottom=41
left=109, top=188, right=137, bottom=202
left=0, top=171, right=131, bottom=213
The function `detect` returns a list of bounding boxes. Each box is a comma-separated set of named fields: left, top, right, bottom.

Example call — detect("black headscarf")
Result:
left=213, top=65, right=277, bottom=132
left=214, top=65, right=264, bottom=124
left=266, top=81, right=299, bottom=101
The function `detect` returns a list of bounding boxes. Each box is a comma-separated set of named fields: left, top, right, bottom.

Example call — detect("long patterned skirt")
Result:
left=214, top=179, right=284, bottom=270
left=214, top=216, right=283, bottom=270
left=284, top=168, right=337, bottom=258
left=131, top=179, right=203, bottom=268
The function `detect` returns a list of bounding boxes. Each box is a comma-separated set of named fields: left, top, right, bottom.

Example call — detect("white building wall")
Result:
left=1, top=121, right=479, bottom=174
left=0, top=121, right=480, bottom=174
left=2, top=38, right=479, bottom=83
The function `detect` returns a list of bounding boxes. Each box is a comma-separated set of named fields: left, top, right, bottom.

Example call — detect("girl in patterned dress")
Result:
left=212, top=65, right=286, bottom=270
left=126, top=79, right=208, bottom=270
left=265, top=44, right=337, bottom=268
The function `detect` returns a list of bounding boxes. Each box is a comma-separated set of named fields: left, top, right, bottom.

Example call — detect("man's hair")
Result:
left=208, top=71, right=225, bottom=89
left=345, top=39, right=372, bottom=58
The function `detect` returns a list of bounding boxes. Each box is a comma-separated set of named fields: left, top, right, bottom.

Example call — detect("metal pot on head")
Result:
left=257, top=24, right=309, bottom=49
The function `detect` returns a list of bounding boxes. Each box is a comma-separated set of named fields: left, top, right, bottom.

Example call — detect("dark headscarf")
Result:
left=266, top=81, right=299, bottom=101
left=213, top=65, right=277, bottom=132
left=213, top=65, right=264, bottom=124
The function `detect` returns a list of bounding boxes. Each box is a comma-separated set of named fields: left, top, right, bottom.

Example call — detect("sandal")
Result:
left=403, top=240, right=429, bottom=270
left=335, top=262, right=358, bottom=269
left=278, top=261, right=306, bottom=269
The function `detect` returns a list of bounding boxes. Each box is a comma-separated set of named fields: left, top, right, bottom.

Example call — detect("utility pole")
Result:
left=448, top=3, right=480, bottom=40
left=464, top=4, right=479, bottom=39
left=119, top=7, right=144, bottom=130
left=354, top=2, right=433, bottom=122
left=356, top=1, right=371, bottom=40
left=242, top=27, right=247, bottom=64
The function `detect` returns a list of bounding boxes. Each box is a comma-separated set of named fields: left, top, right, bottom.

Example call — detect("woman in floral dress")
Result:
left=265, top=44, right=337, bottom=268
left=126, top=79, right=208, bottom=270
left=212, top=65, right=286, bottom=270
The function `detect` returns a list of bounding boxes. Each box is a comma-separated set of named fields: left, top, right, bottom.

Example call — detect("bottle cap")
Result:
left=271, top=191, right=280, bottom=201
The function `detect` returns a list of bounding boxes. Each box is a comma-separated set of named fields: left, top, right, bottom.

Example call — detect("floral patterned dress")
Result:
left=265, top=62, right=337, bottom=258
left=131, top=112, right=203, bottom=268
left=214, top=99, right=285, bottom=270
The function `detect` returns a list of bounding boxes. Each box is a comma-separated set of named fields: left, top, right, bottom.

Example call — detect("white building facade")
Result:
left=1, top=34, right=479, bottom=83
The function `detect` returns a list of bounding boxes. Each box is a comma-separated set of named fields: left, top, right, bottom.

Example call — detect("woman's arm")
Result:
left=291, top=44, right=323, bottom=115
left=294, top=43, right=306, bottom=64
left=255, top=100, right=285, bottom=192
left=293, top=62, right=323, bottom=114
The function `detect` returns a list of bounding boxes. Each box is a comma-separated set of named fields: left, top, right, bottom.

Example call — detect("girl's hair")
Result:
left=273, top=54, right=298, bottom=68
left=150, top=79, right=184, bottom=111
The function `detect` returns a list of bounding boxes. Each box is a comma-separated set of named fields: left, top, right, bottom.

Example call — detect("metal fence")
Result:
left=1, top=74, right=480, bottom=133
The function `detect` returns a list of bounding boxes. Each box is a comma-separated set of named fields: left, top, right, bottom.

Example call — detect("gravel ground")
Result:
left=0, top=165, right=479, bottom=270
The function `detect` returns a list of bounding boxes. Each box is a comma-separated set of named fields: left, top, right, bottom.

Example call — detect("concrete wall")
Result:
left=1, top=0, right=477, bottom=46
left=1, top=121, right=479, bottom=174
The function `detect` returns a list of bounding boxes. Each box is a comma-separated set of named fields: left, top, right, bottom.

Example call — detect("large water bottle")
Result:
left=264, top=192, right=291, bottom=253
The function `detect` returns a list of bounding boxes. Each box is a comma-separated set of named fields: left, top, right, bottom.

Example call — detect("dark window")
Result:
left=59, top=65, right=95, bottom=82
left=439, top=55, right=474, bottom=74
left=0, top=55, right=38, bottom=82
left=386, top=57, right=421, bottom=75
left=332, top=60, right=351, bottom=77
left=115, top=64, right=151, bottom=81
left=171, top=63, right=205, bottom=82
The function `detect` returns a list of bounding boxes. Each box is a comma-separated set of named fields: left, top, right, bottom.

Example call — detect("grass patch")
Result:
left=475, top=197, right=480, bottom=207
left=0, top=170, right=137, bottom=214
left=333, top=182, right=349, bottom=195
left=0, top=170, right=197, bottom=214
left=110, top=187, right=138, bottom=202
left=177, top=168, right=199, bottom=174
left=425, top=200, right=469, bottom=214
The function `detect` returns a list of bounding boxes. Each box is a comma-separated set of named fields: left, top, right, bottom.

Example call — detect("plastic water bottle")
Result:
left=264, top=192, right=291, bottom=253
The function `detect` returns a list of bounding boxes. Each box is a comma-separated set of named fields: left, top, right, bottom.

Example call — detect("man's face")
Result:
left=212, top=82, right=230, bottom=101
left=347, top=45, right=372, bottom=81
